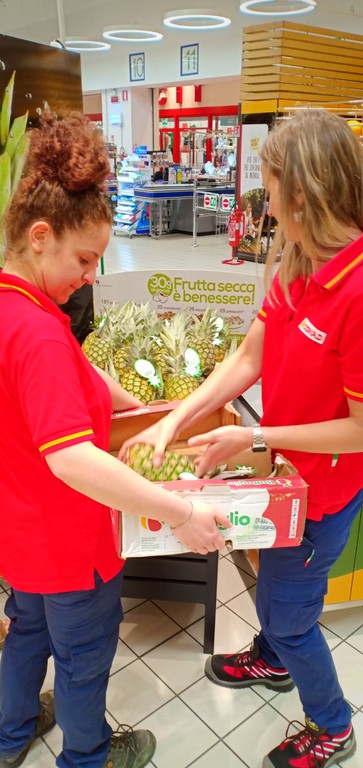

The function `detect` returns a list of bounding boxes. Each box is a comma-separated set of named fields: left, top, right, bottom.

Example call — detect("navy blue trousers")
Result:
left=256, top=489, right=363, bottom=734
left=0, top=569, right=123, bottom=768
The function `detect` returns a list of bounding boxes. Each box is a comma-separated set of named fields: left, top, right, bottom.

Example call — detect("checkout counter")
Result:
left=134, top=179, right=235, bottom=238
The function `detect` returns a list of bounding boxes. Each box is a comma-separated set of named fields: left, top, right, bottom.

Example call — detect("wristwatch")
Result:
left=251, top=425, right=268, bottom=452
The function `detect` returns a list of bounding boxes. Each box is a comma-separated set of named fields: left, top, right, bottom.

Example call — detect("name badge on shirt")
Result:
left=298, top=318, right=327, bottom=345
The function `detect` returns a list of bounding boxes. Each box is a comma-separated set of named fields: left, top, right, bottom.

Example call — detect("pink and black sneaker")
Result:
left=262, top=717, right=356, bottom=768
left=204, top=636, right=294, bottom=691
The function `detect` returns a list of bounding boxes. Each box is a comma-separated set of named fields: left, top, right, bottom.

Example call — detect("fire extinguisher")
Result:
left=228, top=206, right=245, bottom=249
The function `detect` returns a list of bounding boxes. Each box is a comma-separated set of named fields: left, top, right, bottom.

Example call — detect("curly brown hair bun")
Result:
left=5, top=110, right=113, bottom=254
left=25, top=111, right=110, bottom=191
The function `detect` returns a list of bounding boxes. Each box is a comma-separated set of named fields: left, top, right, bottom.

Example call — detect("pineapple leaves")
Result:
left=0, top=71, right=15, bottom=148
left=0, top=151, right=11, bottom=219
left=5, top=110, right=29, bottom=159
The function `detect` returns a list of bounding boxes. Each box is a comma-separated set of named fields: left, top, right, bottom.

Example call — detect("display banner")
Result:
left=240, top=124, right=268, bottom=196
left=94, top=267, right=265, bottom=344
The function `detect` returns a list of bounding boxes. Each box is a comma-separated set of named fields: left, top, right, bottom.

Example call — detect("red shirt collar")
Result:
left=0, top=272, right=71, bottom=326
left=312, top=233, right=363, bottom=291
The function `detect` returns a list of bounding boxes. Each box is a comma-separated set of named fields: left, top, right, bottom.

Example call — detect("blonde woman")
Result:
left=121, top=109, right=363, bottom=768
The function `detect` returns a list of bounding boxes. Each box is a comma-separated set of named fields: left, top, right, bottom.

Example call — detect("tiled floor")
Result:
left=2, top=231, right=362, bottom=767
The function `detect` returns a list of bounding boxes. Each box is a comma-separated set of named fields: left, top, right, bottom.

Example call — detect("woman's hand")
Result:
left=189, top=426, right=253, bottom=477
left=173, top=500, right=232, bottom=554
left=118, top=414, right=179, bottom=465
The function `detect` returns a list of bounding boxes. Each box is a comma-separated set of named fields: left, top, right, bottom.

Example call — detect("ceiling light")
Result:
left=164, top=9, right=231, bottom=29
left=64, top=38, right=111, bottom=52
left=103, top=26, right=163, bottom=42
left=240, top=0, right=316, bottom=16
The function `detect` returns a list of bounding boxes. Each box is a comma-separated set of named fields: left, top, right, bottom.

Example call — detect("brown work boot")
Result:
left=102, top=724, right=156, bottom=768
left=0, top=690, right=55, bottom=767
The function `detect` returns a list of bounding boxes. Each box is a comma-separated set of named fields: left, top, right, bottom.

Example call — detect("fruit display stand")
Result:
left=111, top=402, right=243, bottom=654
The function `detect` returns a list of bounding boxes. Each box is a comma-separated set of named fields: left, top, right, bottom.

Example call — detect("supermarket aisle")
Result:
left=1, top=232, right=362, bottom=768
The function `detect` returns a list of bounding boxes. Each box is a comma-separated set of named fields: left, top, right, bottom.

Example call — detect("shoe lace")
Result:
left=110, top=724, right=136, bottom=752
left=233, top=635, right=260, bottom=669
left=284, top=720, right=328, bottom=767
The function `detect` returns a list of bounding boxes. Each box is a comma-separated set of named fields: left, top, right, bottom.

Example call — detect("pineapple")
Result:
left=82, top=303, right=123, bottom=369
left=159, top=312, right=201, bottom=401
left=126, top=443, right=196, bottom=481
left=187, top=309, right=221, bottom=376
left=118, top=335, right=162, bottom=404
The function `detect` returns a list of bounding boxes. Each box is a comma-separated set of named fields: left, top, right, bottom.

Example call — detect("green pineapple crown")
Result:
left=159, top=311, right=195, bottom=376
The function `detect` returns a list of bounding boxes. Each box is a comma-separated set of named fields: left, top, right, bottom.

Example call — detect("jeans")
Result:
left=256, top=488, right=363, bottom=733
left=0, top=569, right=123, bottom=768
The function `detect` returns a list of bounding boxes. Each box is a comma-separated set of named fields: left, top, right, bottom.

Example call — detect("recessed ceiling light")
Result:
left=164, top=9, right=231, bottom=29
left=240, top=0, right=316, bottom=16
left=103, top=27, right=163, bottom=42
left=65, top=38, right=111, bottom=52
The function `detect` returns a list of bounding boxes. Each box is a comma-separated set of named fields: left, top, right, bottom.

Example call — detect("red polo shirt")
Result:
left=257, top=234, right=363, bottom=521
left=0, top=274, right=123, bottom=592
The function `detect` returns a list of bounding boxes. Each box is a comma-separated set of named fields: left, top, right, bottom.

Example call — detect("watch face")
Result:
left=252, top=444, right=267, bottom=452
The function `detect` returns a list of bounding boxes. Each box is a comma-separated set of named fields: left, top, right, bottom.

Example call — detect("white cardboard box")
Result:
left=112, top=454, right=307, bottom=558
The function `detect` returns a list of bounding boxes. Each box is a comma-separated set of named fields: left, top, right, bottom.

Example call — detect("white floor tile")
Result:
left=217, top=556, right=256, bottom=605
left=106, top=658, right=174, bottom=724
left=319, top=605, right=363, bottom=640
left=20, top=739, right=56, bottom=768
left=120, top=601, right=181, bottom=656
left=109, top=636, right=138, bottom=675
left=142, top=631, right=205, bottom=693
left=225, top=585, right=260, bottom=633
left=152, top=599, right=205, bottom=628
left=191, top=741, right=249, bottom=768
left=346, top=624, right=363, bottom=654
left=331, top=643, right=363, bottom=709
left=186, top=604, right=259, bottom=657
left=181, top=675, right=266, bottom=738
left=136, top=697, right=218, bottom=768
left=224, top=705, right=289, bottom=768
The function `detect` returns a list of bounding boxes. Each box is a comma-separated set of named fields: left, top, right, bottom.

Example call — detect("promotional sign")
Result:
left=94, top=267, right=265, bottom=345
left=240, top=124, right=268, bottom=196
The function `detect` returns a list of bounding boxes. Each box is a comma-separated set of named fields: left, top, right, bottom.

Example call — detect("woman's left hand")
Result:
left=188, top=425, right=253, bottom=477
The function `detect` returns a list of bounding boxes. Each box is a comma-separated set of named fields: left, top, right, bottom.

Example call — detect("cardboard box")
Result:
left=109, top=400, right=242, bottom=453
left=111, top=448, right=307, bottom=558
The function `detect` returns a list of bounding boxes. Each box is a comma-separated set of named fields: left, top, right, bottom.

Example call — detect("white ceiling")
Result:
left=0, top=0, right=362, bottom=49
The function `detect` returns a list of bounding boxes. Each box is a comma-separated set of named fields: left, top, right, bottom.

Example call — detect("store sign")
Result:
left=240, top=124, right=268, bottom=196
left=220, top=195, right=235, bottom=211
left=204, top=193, right=218, bottom=210
left=94, top=268, right=265, bottom=345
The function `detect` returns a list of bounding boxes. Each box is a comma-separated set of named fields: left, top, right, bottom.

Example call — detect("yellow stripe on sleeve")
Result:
left=258, top=309, right=267, bottom=319
left=39, top=430, right=94, bottom=453
left=344, top=387, right=363, bottom=400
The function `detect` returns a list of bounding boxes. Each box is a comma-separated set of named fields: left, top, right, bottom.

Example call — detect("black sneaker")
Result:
left=205, top=636, right=294, bottom=691
left=0, top=690, right=55, bottom=768
left=102, top=724, right=156, bottom=768
left=262, top=717, right=356, bottom=768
